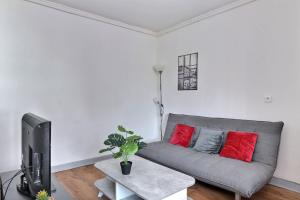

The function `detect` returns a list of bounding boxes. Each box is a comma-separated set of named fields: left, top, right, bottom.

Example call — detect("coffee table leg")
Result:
left=162, top=189, right=187, bottom=200
left=115, top=182, right=135, bottom=200
left=98, top=192, right=104, bottom=198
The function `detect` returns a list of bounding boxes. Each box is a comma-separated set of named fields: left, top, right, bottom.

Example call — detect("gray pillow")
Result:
left=193, top=128, right=224, bottom=154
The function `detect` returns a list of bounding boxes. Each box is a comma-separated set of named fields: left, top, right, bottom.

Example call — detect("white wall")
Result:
left=1, top=0, right=300, bottom=185
left=0, top=0, right=158, bottom=172
left=158, top=0, right=300, bottom=184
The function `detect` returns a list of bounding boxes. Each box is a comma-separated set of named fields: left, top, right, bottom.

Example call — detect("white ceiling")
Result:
left=46, top=0, right=239, bottom=31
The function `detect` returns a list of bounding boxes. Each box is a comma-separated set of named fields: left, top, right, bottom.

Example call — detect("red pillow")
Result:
left=220, top=131, right=258, bottom=162
left=169, top=124, right=195, bottom=148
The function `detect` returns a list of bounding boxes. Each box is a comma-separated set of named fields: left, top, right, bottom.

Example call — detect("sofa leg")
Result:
left=235, top=193, right=241, bottom=200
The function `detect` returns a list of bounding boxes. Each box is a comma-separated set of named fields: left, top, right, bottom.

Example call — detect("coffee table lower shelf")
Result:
left=95, top=177, right=190, bottom=200
left=95, top=177, right=142, bottom=200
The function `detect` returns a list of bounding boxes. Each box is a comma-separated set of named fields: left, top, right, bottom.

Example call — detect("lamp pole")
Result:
left=158, top=71, right=164, bottom=141
left=153, top=65, right=165, bottom=141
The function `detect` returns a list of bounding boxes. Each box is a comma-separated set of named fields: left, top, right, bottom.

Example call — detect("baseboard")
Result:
left=51, top=155, right=112, bottom=173
left=0, top=155, right=112, bottom=175
left=270, top=177, right=300, bottom=194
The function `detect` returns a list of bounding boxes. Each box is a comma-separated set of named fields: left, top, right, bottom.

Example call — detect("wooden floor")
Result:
left=55, top=165, right=300, bottom=200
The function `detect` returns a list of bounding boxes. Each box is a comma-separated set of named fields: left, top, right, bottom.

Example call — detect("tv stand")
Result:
left=16, top=174, right=32, bottom=198
left=0, top=176, right=3, bottom=200
left=16, top=174, right=57, bottom=198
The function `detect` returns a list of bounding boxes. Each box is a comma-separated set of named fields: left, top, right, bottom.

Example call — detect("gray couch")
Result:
left=138, top=113, right=284, bottom=200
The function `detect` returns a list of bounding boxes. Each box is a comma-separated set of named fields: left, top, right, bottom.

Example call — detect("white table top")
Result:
left=95, top=155, right=195, bottom=200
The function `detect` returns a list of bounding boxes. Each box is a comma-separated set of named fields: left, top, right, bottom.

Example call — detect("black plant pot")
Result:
left=120, top=161, right=132, bottom=175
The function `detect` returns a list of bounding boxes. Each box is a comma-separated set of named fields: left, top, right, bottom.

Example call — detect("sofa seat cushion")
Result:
left=137, top=142, right=274, bottom=198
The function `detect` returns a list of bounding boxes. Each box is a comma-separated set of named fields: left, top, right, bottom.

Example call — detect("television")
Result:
left=0, top=177, right=3, bottom=200
left=17, top=113, right=51, bottom=198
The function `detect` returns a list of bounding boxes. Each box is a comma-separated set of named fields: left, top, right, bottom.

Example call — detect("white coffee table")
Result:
left=94, top=155, right=195, bottom=200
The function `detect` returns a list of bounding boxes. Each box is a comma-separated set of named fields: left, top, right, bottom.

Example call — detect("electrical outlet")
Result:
left=264, top=95, right=272, bottom=103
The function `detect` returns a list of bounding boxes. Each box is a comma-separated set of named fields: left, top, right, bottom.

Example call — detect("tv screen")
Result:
left=17, top=113, right=51, bottom=198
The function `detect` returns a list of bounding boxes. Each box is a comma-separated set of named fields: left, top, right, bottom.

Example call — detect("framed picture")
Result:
left=178, top=52, right=198, bottom=90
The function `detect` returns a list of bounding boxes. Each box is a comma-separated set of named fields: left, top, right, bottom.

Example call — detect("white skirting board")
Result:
left=51, top=155, right=112, bottom=173
left=270, top=177, right=300, bottom=194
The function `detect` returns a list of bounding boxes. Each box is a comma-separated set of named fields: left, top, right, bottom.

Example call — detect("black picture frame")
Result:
left=178, top=52, right=198, bottom=90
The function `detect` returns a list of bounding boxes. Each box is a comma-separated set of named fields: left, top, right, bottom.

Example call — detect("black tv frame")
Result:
left=0, top=176, right=3, bottom=200
left=17, top=113, right=51, bottom=198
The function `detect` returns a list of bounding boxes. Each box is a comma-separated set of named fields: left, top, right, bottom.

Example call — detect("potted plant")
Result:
left=99, top=125, right=146, bottom=175
left=36, top=190, right=54, bottom=200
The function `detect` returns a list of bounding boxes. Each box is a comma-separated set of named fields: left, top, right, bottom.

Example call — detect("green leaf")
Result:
left=36, top=190, right=49, bottom=200
left=127, top=130, right=134, bottom=135
left=99, top=147, right=115, bottom=153
left=127, top=143, right=139, bottom=155
left=121, top=143, right=138, bottom=155
left=104, top=134, right=125, bottom=147
left=113, top=150, right=123, bottom=159
left=127, top=135, right=142, bottom=143
left=99, top=125, right=146, bottom=161
left=118, top=125, right=126, bottom=132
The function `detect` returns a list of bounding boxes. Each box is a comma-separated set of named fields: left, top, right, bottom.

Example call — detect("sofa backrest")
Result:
left=164, top=113, right=284, bottom=168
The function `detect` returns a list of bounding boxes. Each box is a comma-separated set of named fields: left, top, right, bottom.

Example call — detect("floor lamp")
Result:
left=153, top=65, right=165, bottom=141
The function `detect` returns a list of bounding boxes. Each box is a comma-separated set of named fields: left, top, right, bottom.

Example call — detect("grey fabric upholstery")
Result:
left=190, top=126, right=201, bottom=147
left=138, top=113, right=284, bottom=198
left=163, top=121, right=177, bottom=142
left=164, top=113, right=284, bottom=167
left=138, top=142, right=274, bottom=198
